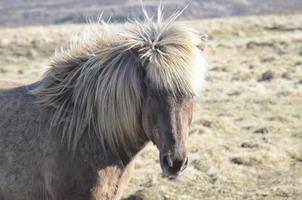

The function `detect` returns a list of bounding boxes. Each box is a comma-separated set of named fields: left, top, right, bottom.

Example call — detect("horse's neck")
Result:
left=76, top=131, right=149, bottom=169
left=45, top=131, right=146, bottom=200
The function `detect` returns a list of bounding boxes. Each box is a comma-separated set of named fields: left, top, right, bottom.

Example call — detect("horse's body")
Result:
left=0, top=81, right=140, bottom=200
left=0, top=9, right=207, bottom=200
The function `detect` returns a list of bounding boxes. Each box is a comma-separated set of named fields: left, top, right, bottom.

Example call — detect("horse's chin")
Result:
left=161, top=168, right=186, bottom=180
left=161, top=173, right=180, bottom=180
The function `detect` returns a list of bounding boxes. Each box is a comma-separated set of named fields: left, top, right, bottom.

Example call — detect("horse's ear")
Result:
left=197, top=34, right=208, bottom=51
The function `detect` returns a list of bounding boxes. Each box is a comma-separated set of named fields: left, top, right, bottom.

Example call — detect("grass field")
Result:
left=0, top=14, right=301, bottom=199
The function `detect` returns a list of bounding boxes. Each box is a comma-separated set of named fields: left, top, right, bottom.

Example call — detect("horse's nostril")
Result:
left=185, top=157, right=188, bottom=166
left=181, top=157, right=189, bottom=171
left=162, top=155, right=173, bottom=167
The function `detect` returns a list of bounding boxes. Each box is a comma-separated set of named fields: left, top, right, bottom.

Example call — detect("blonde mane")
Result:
left=32, top=10, right=208, bottom=155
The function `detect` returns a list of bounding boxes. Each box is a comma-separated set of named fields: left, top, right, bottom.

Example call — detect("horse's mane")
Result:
left=32, top=9, right=208, bottom=155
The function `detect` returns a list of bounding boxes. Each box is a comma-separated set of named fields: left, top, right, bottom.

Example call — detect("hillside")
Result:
left=0, top=0, right=302, bottom=27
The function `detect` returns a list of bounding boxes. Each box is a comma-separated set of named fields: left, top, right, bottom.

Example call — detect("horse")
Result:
left=0, top=10, right=208, bottom=200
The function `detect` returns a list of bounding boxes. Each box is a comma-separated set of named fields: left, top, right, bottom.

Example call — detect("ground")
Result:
left=0, top=14, right=301, bottom=200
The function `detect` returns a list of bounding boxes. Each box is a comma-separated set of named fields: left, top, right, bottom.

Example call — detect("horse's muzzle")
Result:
left=160, top=153, right=188, bottom=178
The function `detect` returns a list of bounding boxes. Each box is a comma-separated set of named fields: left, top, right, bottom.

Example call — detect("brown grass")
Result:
left=0, top=14, right=301, bottom=200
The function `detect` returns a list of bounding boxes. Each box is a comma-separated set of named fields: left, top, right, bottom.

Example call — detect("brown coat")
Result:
left=0, top=81, right=146, bottom=200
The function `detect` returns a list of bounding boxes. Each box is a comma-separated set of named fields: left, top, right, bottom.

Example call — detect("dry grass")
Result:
left=0, top=14, right=301, bottom=200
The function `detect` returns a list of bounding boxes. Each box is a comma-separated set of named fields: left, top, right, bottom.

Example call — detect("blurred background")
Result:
left=0, top=0, right=302, bottom=199
left=0, top=0, right=302, bottom=26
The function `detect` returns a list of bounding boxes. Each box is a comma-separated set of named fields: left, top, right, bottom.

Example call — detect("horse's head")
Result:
left=125, top=17, right=207, bottom=178
left=141, top=82, right=193, bottom=178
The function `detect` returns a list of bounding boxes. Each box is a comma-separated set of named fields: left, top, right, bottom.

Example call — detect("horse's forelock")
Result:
left=124, top=19, right=208, bottom=97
